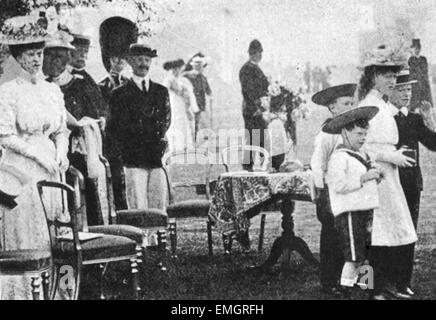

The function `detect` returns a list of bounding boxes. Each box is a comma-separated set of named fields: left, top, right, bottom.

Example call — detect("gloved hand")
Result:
left=378, top=148, right=415, bottom=167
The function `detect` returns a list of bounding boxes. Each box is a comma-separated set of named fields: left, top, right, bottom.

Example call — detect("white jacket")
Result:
left=326, top=148, right=379, bottom=217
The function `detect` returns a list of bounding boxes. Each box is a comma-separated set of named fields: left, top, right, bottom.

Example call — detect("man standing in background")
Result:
left=409, top=39, right=433, bottom=110
left=70, top=33, right=109, bottom=120
left=239, top=39, right=269, bottom=171
left=184, top=53, right=213, bottom=141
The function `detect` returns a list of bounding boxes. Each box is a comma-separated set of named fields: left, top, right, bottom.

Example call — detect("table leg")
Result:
left=257, top=197, right=319, bottom=271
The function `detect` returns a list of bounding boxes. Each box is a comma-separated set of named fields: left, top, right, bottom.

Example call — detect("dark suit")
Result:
left=239, top=61, right=269, bottom=170
left=394, top=110, right=436, bottom=287
left=107, top=79, right=171, bottom=169
left=72, top=68, right=109, bottom=119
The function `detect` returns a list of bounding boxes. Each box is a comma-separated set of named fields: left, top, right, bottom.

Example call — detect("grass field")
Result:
left=86, top=94, right=436, bottom=300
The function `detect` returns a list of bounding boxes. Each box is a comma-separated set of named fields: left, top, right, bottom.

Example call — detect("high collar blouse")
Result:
left=0, top=68, right=68, bottom=143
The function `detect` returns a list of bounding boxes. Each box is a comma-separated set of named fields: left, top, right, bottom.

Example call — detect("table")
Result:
left=208, top=170, right=320, bottom=271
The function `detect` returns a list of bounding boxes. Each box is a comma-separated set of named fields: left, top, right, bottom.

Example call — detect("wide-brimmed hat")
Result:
left=0, top=15, right=47, bottom=45
left=312, top=83, right=357, bottom=107
left=361, top=45, right=405, bottom=70
left=411, top=39, right=421, bottom=49
left=163, top=59, right=185, bottom=71
left=128, top=43, right=158, bottom=57
left=395, top=69, right=417, bottom=87
left=322, top=106, right=379, bottom=134
left=45, top=30, right=75, bottom=50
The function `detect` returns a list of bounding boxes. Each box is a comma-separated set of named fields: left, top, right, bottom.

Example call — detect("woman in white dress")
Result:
left=0, top=16, right=69, bottom=299
left=163, top=59, right=199, bottom=152
left=358, top=45, right=417, bottom=300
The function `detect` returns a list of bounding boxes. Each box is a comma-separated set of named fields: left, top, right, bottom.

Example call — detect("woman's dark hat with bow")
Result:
left=163, top=59, right=185, bottom=71
left=129, top=43, right=158, bottom=58
left=248, top=39, right=263, bottom=55
left=312, top=83, right=357, bottom=107
left=99, top=16, right=138, bottom=72
left=322, top=106, right=379, bottom=134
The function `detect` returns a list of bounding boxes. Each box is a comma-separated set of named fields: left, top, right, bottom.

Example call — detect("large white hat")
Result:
left=0, top=14, right=47, bottom=45
left=361, top=45, right=406, bottom=70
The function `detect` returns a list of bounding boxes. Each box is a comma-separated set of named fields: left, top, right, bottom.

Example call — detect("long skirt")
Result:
left=0, top=146, right=67, bottom=300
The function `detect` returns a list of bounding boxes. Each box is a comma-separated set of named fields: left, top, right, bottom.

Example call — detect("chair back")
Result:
left=162, top=148, right=212, bottom=204
left=37, top=180, right=82, bottom=265
left=220, top=145, right=270, bottom=172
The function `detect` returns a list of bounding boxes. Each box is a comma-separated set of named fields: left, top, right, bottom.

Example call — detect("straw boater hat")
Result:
left=0, top=14, right=47, bottom=45
left=395, top=69, right=417, bottom=87
left=322, top=106, right=379, bottom=135
left=312, top=83, right=357, bottom=107
left=72, top=33, right=91, bottom=48
left=128, top=43, right=158, bottom=57
left=361, top=45, right=406, bottom=71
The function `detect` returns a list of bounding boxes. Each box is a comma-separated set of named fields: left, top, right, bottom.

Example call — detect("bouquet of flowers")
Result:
left=262, top=81, right=308, bottom=144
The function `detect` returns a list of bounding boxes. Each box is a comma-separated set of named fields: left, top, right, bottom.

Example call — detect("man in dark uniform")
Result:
left=43, top=30, right=107, bottom=225
left=98, top=17, right=138, bottom=210
left=107, top=44, right=171, bottom=211
left=390, top=69, right=436, bottom=299
left=70, top=33, right=109, bottom=120
left=409, top=39, right=433, bottom=110
left=239, top=39, right=269, bottom=171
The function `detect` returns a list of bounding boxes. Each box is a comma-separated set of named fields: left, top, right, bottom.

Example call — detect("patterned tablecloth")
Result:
left=208, top=170, right=314, bottom=235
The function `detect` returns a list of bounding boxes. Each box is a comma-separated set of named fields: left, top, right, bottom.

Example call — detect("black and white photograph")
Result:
left=0, top=0, right=436, bottom=304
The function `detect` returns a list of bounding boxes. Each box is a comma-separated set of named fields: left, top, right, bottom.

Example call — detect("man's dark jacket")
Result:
left=239, top=61, right=269, bottom=129
left=395, top=111, right=436, bottom=192
left=107, top=79, right=171, bottom=169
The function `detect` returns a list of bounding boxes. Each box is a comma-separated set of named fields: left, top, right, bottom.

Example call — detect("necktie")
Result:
left=382, top=94, right=389, bottom=103
left=142, top=80, right=147, bottom=93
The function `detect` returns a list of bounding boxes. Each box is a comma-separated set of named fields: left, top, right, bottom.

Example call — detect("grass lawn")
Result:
left=84, top=98, right=436, bottom=300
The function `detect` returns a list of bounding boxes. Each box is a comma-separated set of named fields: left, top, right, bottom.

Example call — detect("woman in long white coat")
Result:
left=162, top=59, right=199, bottom=152
left=358, top=46, right=417, bottom=300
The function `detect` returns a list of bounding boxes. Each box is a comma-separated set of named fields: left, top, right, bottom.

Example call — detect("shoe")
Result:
left=384, top=285, right=412, bottom=300
left=395, top=286, right=415, bottom=299
left=370, top=292, right=390, bottom=300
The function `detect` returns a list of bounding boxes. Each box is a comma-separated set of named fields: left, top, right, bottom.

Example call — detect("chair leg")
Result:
left=222, top=233, right=233, bottom=259
left=169, top=219, right=177, bottom=258
left=258, top=214, right=266, bottom=252
left=207, top=219, right=213, bottom=256
left=98, top=264, right=106, bottom=300
left=136, top=245, right=144, bottom=271
left=157, top=230, right=167, bottom=271
left=42, top=272, right=50, bottom=300
left=130, top=258, right=140, bottom=300
left=31, top=276, right=41, bottom=300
